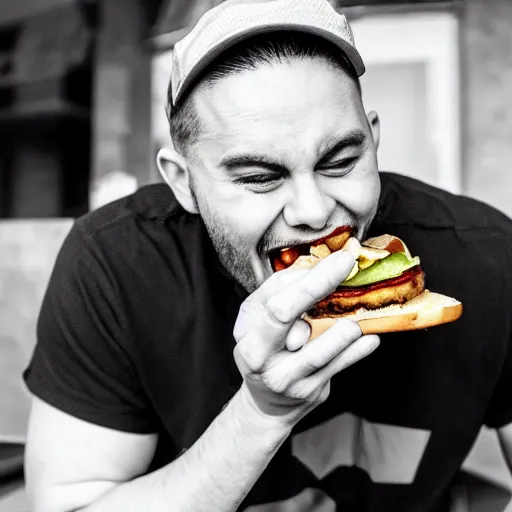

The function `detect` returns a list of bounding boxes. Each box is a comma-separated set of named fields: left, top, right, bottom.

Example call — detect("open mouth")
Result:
left=269, top=226, right=355, bottom=272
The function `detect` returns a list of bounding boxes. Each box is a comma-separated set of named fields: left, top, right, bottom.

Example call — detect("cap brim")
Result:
left=173, top=23, right=365, bottom=108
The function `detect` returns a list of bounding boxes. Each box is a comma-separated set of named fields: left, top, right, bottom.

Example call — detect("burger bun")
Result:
left=304, top=290, right=463, bottom=339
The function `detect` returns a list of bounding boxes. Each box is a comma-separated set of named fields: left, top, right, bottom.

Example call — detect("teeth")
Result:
left=291, top=255, right=320, bottom=269
left=310, top=244, right=331, bottom=259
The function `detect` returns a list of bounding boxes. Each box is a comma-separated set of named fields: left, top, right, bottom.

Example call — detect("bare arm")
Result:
left=27, top=250, right=379, bottom=512
left=26, top=390, right=290, bottom=512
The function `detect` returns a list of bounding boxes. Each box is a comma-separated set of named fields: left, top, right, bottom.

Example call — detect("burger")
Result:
left=270, top=227, right=463, bottom=339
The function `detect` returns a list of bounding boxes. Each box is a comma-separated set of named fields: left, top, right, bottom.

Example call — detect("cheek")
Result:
left=197, top=177, right=284, bottom=245
left=327, top=168, right=380, bottom=217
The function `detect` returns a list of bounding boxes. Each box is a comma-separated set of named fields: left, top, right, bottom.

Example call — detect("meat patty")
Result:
left=308, top=267, right=425, bottom=318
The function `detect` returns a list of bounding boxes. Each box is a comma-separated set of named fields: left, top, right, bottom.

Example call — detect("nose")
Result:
left=283, top=174, right=335, bottom=230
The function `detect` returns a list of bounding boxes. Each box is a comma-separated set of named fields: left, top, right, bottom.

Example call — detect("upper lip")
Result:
left=265, top=225, right=355, bottom=254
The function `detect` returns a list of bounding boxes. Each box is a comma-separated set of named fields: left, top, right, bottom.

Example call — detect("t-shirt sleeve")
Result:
left=23, top=221, right=157, bottom=434
left=484, top=332, right=512, bottom=429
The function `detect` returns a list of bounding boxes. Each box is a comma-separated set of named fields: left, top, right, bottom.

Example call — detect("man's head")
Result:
left=158, top=11, right=381, bottom=293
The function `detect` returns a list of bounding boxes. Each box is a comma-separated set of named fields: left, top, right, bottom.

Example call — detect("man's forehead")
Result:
left=192, top=60, right=364, bottom=141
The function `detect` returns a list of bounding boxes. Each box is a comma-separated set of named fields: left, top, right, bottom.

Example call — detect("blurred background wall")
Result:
left=1, top=0, right=512, bottom=222
left=0, top=0, right=512, bottom=509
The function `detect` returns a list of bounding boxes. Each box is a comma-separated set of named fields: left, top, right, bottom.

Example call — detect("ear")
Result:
left=156, top=148, right=199, bottom=214
left=367, top=110, right=380, bottom=151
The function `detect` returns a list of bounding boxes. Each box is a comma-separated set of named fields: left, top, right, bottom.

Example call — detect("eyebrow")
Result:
left=219, top=130, right=367, bottom=171
left=220, top=153, right=286, bottom=173
left=319, top=130, right=367, bottom=162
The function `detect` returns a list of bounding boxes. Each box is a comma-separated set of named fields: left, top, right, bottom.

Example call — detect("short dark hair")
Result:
left=167, top=31, right=362, bottom=155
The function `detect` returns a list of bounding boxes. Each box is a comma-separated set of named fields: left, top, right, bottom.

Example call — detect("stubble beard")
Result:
left=190, top=187, right=259, bottom=293
left=188, top=180, right=380, bottom=295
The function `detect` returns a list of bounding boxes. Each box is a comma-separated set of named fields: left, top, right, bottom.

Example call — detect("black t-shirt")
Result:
left=24, top=172, right=512, bottom=512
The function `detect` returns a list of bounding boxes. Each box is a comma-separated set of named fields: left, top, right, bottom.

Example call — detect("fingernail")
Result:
left=341, top=238, right=361, bottom=259
left=333, top=249, right=355, bottom=266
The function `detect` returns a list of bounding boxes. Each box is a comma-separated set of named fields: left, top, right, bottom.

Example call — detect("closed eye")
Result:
left=232, top=171, right=284, bottom=192
left=317, top=156, right=358, bottom=175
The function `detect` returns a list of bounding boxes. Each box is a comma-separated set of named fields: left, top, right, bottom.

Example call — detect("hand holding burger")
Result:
left=233, top=248, right=380, bottom=426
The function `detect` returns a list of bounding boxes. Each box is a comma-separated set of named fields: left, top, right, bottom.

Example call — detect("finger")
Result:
left=233, top=249, right=354, bottom=367
left=287, top=318, right=363, bottom=380
left=233, top=267, right=310, bottom=342
left=233, top=299, right=299, bottom=372
left=284, top=319, right=311, bottom=352
left=288, top=334, right=380, bottom=399
left=247, top=266, right=310, bottom=305
left=265, top=250, right=355, bottom=324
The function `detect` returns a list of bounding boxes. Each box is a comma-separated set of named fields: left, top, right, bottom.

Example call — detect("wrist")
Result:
left=233, top=384, right=293, bottom=444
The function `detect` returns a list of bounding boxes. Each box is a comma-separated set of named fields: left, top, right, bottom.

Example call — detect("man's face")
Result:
left=186, top=57, right=381, bottom=292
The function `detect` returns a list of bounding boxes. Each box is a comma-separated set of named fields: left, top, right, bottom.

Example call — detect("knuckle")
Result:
left=286, top=384, right=307, bottom=401
left=288, top=381, right=330, bottom=404
left=303, top=353, right=326, bottom=374
left=234, top=342, right=265, bottom=374
left=233, top=322, right=244, bottom=343
left=238, top=298, right=260, bottom=319
left=274, top=268, right=296, bottom=286
left=265, top=296, right=293, bottom=325
left=300, top=279, right=324, bottom=302
left=302, top=288, right=320, bottom=308
left=317, top=387, right=330, bottom=404
left=233, top=299, right=269, bottom=342
left=287, top=382, right=315, bottom=402
left=261, top=369, right=290, bottom=395
left=233, top=303, right=252, bottom=341
left=307, top=393, right=321, bottom=405
left=305, top=385, right=329, bottom=405
left=303, top=271, right=338, bottom=299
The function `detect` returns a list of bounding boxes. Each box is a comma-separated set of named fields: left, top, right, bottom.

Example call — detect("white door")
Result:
left=350, top=12, right=461, bottom=194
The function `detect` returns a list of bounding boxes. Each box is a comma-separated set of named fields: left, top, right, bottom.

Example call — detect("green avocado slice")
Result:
left=341, top=252, right=420, bottom=288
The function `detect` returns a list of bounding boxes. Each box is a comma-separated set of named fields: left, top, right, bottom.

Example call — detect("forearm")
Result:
left=80, top=386, right=291, bottom=512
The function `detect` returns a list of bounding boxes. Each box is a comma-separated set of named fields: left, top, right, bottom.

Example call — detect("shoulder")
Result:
left=379, top=172, right=512, bottom=235
left=75, top=183, right=182, bottom=237
left=54, top=184, right=210, bottom=299
left=378, top=172, right=512, bottom=296
left=70, top=183, right=205, bottom=257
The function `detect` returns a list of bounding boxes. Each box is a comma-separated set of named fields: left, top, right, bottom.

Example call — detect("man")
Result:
left=23, top=0, right=512, bottom=511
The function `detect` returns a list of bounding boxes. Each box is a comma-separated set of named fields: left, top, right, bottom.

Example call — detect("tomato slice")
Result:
left=280, top=247, right=300, bottom=266
left=273, top=257, right=287, bottom=272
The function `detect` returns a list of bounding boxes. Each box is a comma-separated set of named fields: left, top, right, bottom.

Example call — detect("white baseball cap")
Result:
left=169, top=0, right=365, bottom=112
